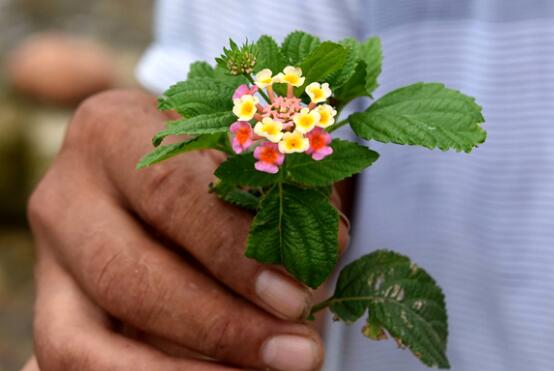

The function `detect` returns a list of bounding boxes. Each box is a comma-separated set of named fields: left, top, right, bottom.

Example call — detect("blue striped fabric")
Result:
left=136, top=1, right=554, bottom=370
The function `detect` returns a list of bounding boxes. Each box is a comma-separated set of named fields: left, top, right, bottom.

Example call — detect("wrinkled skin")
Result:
left=25, top=89, right=349, bottom=371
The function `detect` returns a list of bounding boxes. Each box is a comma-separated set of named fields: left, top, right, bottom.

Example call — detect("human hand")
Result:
left=27, top=89, right=349, bottom=371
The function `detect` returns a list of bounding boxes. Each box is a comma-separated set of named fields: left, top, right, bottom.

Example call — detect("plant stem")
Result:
left=245, top=74, right=271, bottom=104
left=327, top=118, right=349, bottom=133
left=308, top=296, right=335, bottom=317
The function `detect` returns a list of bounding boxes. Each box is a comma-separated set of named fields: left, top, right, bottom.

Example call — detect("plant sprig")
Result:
left=137, top=30, right=486, bottom=369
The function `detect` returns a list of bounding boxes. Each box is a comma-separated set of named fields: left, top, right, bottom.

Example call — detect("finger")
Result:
left=21, top=357, right=39, bottom=371
left=31, top=187, right=323, bottom=371
left=33, top=252, right=240, bottom=371
left=69, top=90, right=345, bottom=317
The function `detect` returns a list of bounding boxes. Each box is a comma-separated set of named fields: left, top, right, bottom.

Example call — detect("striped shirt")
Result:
left=137, top=1, right=554, bottom=370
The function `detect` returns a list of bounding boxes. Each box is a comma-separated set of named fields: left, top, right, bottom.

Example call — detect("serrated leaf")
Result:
left=158, top=78, right=234, bottom=117
left=349, top=83, right=486, bottom=152
left=254, top=35, right=288, bottom=74
left=333, top=60, right=370, bottom=105
left=138, top=134, right=224, bottom=169
left=300, top=42, right=349, bottom=87
left=285, top=139, right=379, bottom=186
left=211, top=181, right=260, bottom=211
left=246, top=184, right=338, bottom=288
left=359, top=37, right=382, bottom=95
left=282, top=31, right=321, bottom=65
left=327, top=37, right=360, bottom=89
left=213, top=66, right=249, bottom=88
left=153, top=112, right=236, bottom=146
left=187, top=61, right=215, bottom=79
left=214, top=153, right=280, bottom=187
left=330, top=250, right=450, bottom=369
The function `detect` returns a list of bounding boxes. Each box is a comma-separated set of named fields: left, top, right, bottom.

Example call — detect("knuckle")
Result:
left=91, top=245, right=167, bottom=327
left=27, top=173, right=61, bottom=235
left=64, top=88, right=152, bottom=149
left=201, top=314, right=236, bottom=360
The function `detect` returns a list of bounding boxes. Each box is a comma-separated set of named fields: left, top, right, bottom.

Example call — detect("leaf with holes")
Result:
left=246, top=184, right=339, bottom=288
left=349, top=82, right=486, bottom=152
left=329, top=250, right=450, bottom=368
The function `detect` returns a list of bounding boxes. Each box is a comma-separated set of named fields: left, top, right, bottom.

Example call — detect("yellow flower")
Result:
left=305, top=82, right=332, bottom=103
left=293, top=107, right=320, bottom=134
left=278, top=131, right=309, bottom=154
left=254, top=117, right=284, bottom=143
left=276, top=66, right=305, bottom=87
left=254, top=68, right=274, bottom=88
left=315, top=104, right=337, bottom=128
left=232, top=94, right=259, bottom=121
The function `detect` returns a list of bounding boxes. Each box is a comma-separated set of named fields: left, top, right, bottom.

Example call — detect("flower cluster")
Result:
left=230, top=66, right=337, bottom=173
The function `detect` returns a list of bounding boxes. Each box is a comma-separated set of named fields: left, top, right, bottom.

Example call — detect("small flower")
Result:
left=293, top=107, right=320, bottom=134
left=254, top=142, right=284, bottom=174
left=306, top=82, right=332, bottom=103
left=315, top=104, right=337, bottom=128
left=276, top=66, right=305, bottom=87
left=278, top=131, right=310, bottom=154
left=230, top=121, right=253, bottom=153
left=254, top=117, right=284, bottom=143
left=254, top=69, right=275, bottom=88
left=232, top=94, right=259, bottom=121
left=306, top=127, right=333, bottom=160
left=233, top=84, right=258, bottom=100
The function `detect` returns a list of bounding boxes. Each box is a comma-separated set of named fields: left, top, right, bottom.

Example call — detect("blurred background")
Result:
left=0, top=0, right=153, bottom=369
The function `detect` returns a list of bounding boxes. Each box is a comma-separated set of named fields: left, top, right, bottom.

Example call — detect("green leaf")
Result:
left=285, top=139, right=379, bottom=186
left=300, top=42, right=349, bottom=87
left=138, top=134, right=224, bottom=169
left=358, top=37, right=382, bottom=95
left=349, top=83, right=486, bottom=152
left=327, top=37, right=360, bottom=89
left=187, top=61, right=215, bottom=79
left=213, top=66, right=249, bottom=88
left=333, top=60, right=370, bottom=105
left=211, top=181, right=260, bottom=211
left=153, top=112, right=236, bottom=146
left=254, top=35, right=288, bottom=74
left=214, top=153, right=280, bottom=187
left=330, top=250, right=450, bottom=369
left=282, top=31, right=321, bottom=65
left=158, top=78, right=234, bottom=117
left=246, top=184, right=339, bottom=288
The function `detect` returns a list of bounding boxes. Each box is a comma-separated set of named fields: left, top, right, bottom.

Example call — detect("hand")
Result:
left=27, top=89, right=349, bottom=371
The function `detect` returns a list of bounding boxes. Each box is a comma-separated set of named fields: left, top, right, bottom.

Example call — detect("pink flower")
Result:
left=306, top=127, right=333, bottom=160
left=233, top=84, right=258, bottom=100
left=253, top=142, right=284, bottom=174
left=230, top=121, right=253, bottom=153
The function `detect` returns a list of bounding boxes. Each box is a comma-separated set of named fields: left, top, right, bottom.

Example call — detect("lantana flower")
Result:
left=293, top=108, right=320, bottom=134
left=254, top=142, right=284, bottom=174
left=230, top=121, right=253, bottom=153
left=315, top=104, right=337, bottom=128
left=233, top=94, right=259, bottom=121
left=276, top=66, right=305, bottom=87
left=233, top=84, right=258, bottom=100
left=228, top=64, right=337, bottom=173
left=254, top=69, right=275, bottom=88
left=306, top=82, right=332, bottom=103
left=254, top=117, right=284, bottom=143
left=306, top=127, right=333, bottom=160
left=279, top=131, right=310, bottom=154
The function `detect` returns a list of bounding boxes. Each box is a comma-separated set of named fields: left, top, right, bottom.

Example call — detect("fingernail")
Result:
left=261, top=335, right=320, bottom=371
left=256, top=270, right=309, bottom=319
